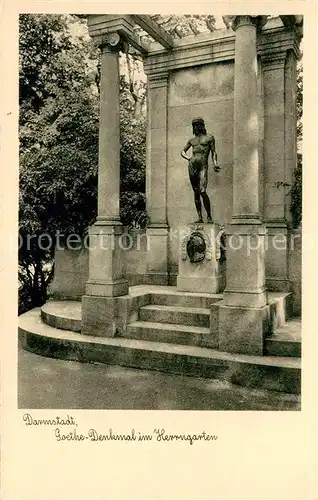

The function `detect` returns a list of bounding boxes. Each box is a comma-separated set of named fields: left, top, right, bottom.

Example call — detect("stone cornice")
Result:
left=148, top=72, right=169, bottom=89
left=87, top=14, right=149, bottom=55
left=261, top=52, right=286, bottom=70
left=144, top=26, right=301, bottom=75
left=258, top=28, right=301, bottom=60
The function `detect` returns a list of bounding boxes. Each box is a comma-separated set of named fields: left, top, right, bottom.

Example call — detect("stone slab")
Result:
left=139, top=304, right=210, bottom=328
left=19, top=308, right=301, bottom=394
left=126, top=320, right=210, bottom=347
left=41, top=301, right=81, bottom=332
left=177, top=276, right=220, bottom=294
left=264, top=319, right=301, bottom=357
left=151, top=291, right=221, bottom=309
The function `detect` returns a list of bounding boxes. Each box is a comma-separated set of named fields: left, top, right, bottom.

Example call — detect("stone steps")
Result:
left=19, top=308, right=301, bottom=394
left=41, top=300, right=81, bottom=332
left=126, top=320, right=211, bottom=347
left=265, top=319, right=301, bottom=358
left=150, top=291, right=220, bottom=309
left=31, top=289, right=301, bottom=393
left=139, top=304, right=210, bottom=328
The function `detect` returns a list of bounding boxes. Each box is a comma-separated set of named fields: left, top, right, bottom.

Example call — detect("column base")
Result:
left=223, top=288, right=268, bottom=308
left=219, top=303, right=270, bottom=355
left=86, top=279, right=128, bottom=297
left=223, top=223, right=268, bottom=308
left=95, top=216, right=122, bottom=226
left=82, top=288, right=150, bottom=337
left=85, top=223, right=128, bottom=298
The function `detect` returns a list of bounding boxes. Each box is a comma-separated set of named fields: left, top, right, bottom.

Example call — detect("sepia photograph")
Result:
left=17, top=13, right=303, bottom=411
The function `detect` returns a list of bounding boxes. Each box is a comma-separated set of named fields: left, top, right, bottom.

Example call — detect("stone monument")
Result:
left=177, top=117, right=223, bottom=293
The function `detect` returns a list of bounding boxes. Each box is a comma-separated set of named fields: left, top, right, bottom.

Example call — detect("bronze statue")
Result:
left=181, top=117, right=220, bottom=223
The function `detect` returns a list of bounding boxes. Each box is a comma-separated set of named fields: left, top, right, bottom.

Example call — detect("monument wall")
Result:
left=49, top=18, right=301, bottom=297
left=144, top=18, right=299, bottom=285
left=165, top=59, right=267, bottom=278
left=167, top=61, right=234, bottom=224
left=49, top=231, right=149, bottom=298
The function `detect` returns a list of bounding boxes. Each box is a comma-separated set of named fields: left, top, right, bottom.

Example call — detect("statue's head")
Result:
left=192, top=117, right=207, bottom=136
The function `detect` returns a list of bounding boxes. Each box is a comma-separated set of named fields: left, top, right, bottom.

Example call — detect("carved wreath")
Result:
left=181, top=230, right=213, bottom=262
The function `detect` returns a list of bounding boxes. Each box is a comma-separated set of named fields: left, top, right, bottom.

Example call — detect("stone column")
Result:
left=145, top=72, right=169, bottom=284
left=262, top=51, right=290, bottom=291
left=96, top=33, right=122, bottom=225
left=231, top=16, right=266, bottom=223
left=82, top=32, right=129, bottom=337
left=219, top=16, right=269, bottom=355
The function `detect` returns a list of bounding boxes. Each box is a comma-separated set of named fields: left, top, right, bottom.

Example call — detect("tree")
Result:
left=19, top=14, right=148, bottom=313
left=296, top=60, right=303, bottom=142
left=119, top=76, right=147, bottom=227
left=19, top=14, right=100, bottom=313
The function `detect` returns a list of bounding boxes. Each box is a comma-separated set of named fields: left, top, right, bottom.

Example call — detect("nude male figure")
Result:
left=180, top=117, right=220, bottom=223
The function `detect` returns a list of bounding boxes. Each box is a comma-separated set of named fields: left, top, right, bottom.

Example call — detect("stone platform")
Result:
left=19, top=286, right=301, bottom=394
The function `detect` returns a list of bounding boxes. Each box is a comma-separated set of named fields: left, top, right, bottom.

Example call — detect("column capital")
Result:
left=229, top=15, right=269, bottom=32
left=92, top=32, right=128, bottom=53
left=147, top=72, right=169, bottom=89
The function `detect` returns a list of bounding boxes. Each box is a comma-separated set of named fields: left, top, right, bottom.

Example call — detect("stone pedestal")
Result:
left=81, top=224, right=128, bottom=337
left=82, top=296, right=123, bottom=337
left=85, top=224, right=128, bottom=297
left=222, top=224, right=268, bottom=308
left=219, top=224, right=269, bottom=354
left=218, top=303, right=270, bottom=355
left=177, top=223, right=223, bottom=293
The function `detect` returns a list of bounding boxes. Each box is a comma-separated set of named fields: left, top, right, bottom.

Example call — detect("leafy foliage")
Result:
left=19, top=14, right=99, bottom=312
left=293, top=60, right=303, bottom=228
left=290, top=154, right=302, bottom=228
left=296, top=61, right=303, bottom=142
left=119, top=76, right=147, bottom=227
left=19, top=14, right=148, bottom=312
